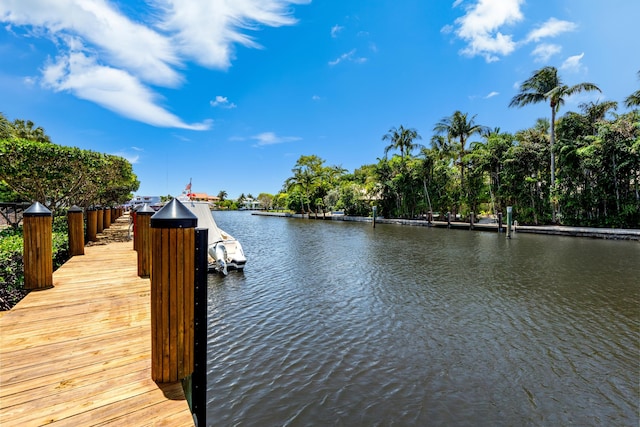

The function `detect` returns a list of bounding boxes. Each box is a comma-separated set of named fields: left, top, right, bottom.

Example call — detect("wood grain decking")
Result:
left=0, top=241, right=195, bottom=426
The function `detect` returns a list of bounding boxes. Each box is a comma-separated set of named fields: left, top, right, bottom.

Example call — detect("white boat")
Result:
left=179, top=196, right=246, bottom=275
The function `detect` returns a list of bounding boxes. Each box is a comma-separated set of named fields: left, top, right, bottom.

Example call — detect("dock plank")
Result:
left=0, top=241, right=195, bottom=426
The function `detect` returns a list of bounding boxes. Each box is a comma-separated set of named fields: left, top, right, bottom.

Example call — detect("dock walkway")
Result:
left=0, top=239, right=194, bottom=425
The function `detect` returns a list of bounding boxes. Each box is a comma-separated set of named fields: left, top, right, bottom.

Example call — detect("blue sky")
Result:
left=1, top=0, right=638, bottom=199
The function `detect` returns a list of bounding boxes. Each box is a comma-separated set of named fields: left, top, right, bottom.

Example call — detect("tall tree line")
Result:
left=278, top=67, right=639, bottom=228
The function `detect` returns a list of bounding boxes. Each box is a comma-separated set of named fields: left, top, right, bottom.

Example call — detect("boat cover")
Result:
left=182, top=200, right=225, bottom=245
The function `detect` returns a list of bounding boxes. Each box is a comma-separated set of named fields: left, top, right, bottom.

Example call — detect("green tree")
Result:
left=579, top=100, right=618, bottom=135
left=624, top=70, right=640, bottom=108
left=509, top=66, right=601, bottom=221
left=11, top=119, right=51, bottom=143
left=217, top=190, right=227, bottom=202
left=504, top=123, right=551, bottom=224
left=0, top=113, right=13, bottom=140
left=0, top=139, right=138, bottom=214
left=285, top=155, right=326, bottom=213
left=433, top=110, right=487, bottom=212
left=382, top=125, right=423, bottom=160
left=257, top=192, right=274, bottom=210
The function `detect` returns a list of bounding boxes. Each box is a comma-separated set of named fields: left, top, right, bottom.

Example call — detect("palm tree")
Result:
left=217, top=190, right=227, bottom=202
left=285, top=155, right=325, bottom=213
left=11, top=119, right=51, bottom=142
left=382, top=125, right=422, bottom=160
left=624, top=70, right=640, bottom=108
left=0, top=112, right=13, bottom=140
left=433, top=111, right=487, bottom=200
left=509, top=66, right=601, bottom=221
left=579, top=100, right=618, bottom=135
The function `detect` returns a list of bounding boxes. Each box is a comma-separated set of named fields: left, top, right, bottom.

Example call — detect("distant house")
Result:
left=187, top=192, right=221, bottom=206
left=240, top=198, right=262, bottom=210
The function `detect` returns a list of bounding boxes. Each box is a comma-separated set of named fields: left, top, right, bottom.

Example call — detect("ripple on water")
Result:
left=205, top=212, right=640, bottom=426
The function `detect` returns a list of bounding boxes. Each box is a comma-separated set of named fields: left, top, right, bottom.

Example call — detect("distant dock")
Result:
left=0, top=233, right=194, bottom=425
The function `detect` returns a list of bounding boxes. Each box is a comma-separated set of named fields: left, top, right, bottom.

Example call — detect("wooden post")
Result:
left=447, top=211, right=451, bottom=228
left=132, top=208, right=138, bottom=251
left=372, top=205, right=377, bottom=228
left=470, top=212, right=474, bottom=230
left=23, top=202, right=53, bottom=290
left=506, top=206, right=513, bottom=239
left=136, top=204, right=155, bottom=278
left=86, top=207, right=98, bottom=242
left=103, top=206, right=111, bottom=230
left=150, top=198, right=197, bottom=383
left=497, top=212, right=503, bottom=233
left=96, top=208, right=104, bottom=234
left=67, top=205, right=85, bottom=256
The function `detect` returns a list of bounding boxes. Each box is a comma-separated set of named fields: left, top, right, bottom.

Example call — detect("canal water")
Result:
left=206, top=211, right=639, bottom=426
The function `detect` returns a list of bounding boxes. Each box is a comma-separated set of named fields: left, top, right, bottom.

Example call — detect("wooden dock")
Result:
left=0, top=241, right=195, bottom=426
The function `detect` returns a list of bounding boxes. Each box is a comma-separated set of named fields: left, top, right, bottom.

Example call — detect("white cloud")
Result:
left=484, top=91, right=499, bottom=99
left=561, top=52, right=585, bottom=73
left=113, top=152, right=140, bottom=164
left=526, top=17, right=577, bottom=42
left=251, top=131, right=301, bottom=146
left=210, top=95, right=237, bottom=109
left=1, top=0, right=182, bottom=86
left=41, top=51, right=211, bottom=129
left=312, top=95, right=321, bottom=101
left=448, top=2, right=580, bottom=64
left=0, top=0, right=307, bottom=128
left=329, top=49, right=367, bottom=66
left=453, top=0, right=524, bottom=62
left=531, top=43, right=561, bottom=62
left=440, top=24, right=454, bottom=35
left=331, top=24, right=343, bottom=38
left=159, top=0, right=308, bottom=69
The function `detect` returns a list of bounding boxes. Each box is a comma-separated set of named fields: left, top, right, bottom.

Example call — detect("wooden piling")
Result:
left=96, top=208, right=104, bottom=234
left=132, top=209, right=138, bottom=251
left=136, top=204, right=155, bottom=278
left=86, top=208, right=98, bottom=242
left=23, top=202, right=53, bottom=290
left=67, top=205, right=85, bottom=256
left=372, top=205, right=377, bottom=228
left=103, top=206, right=111, bottom=230
left=150, top=199, right=197, bottom=383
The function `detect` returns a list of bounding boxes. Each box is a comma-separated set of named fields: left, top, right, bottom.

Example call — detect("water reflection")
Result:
left=206, top=212, right=639, bottom=426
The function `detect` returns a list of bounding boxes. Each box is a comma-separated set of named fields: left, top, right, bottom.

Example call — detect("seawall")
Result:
left=251, top=211, right=640, bottom=241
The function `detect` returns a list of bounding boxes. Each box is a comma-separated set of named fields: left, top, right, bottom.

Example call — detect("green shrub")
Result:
left=0, top=219, right=70, bottom=309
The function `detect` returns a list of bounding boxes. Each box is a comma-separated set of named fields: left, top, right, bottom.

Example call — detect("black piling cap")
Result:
left=69, top=205, right=83, bottom=213
left=24, top=202, right=51, bottom=217
left=151, top=198, right=197, bottom=228
left=137, top=203, right=156, bottom=216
